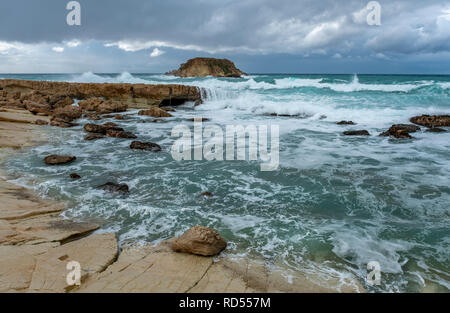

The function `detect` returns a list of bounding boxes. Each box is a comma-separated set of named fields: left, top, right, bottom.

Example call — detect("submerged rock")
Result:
left=130, top=141, right=161, bottom=152
left=167, top=57, right=246, bottom=78
left=97, top=182, right=129, bottom=194
left=426, top=127, right=446, bottom=133
left=199, top=192, right=213, bottom=197
left=138, top=107, right=172, bottom=118
left=410, top=115, right=450, bottom=128
left=343, top=130, right=370, bottom=136
left=337, top=121, right=356, bottom=125
left=106, top=129, right=137, bottom=139
left=44, top=155, right=76, bottom=165
left=84, top=133, right=105, bottom=141
left=171, top=226, right=227, bottom=256
left=83, top=122, right=123, bottom=134
left=70, top=173, right=81, bottom=179
left=379, top=124, right=420, bottom=139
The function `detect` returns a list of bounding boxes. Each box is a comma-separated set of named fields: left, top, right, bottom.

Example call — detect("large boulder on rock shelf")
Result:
left=24, top=101, right=52, bottom=116
left=410, top=115, right=450, bottom=128
left=130, top=141, right=161, bottom=152
left=167, top=57, right=246, bottom=78
left=44, top=155, right=76, bottom=165
left=171, top=226, right=227, bottom=256
left=138, top=107, right=172, bottom=118
left=52, top=105, right=82, bottom=122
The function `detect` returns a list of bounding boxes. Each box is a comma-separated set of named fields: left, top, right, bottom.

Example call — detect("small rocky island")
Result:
left=166, top=57, right=246, bottom=78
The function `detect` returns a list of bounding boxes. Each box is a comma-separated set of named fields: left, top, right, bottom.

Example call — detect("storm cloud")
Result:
left=1, top=0, right=450, bottom=73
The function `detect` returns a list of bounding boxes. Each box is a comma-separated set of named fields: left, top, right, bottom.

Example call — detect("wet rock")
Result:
left=34, top=120, right=48, bottom=126
left=70, top=173, right=81, bottom=179
left=106, top=129, right=137, bottom=139
left=79, top=98, right=104, bottom=111
left=426, top=127, right=446, bottom=133
left=343, top=130, right=370, bottom=136
left=84, top=122, right=123, bottom=134
left=410, top=115, right=450, bottom=128
left=97, top=182, right=129, bottom=195
left=114, top=115, right=125, bottom=120
left=52, top=105, right=82, bottom=122
left=171, top=226, right=227, bottom=256
left=188, top=117, right=210, bottom=122
left=84, top=133, right=105, bottom=141
left=199, top=192, right=213, bottom=197
left=379, top=124, right=420, bottom=139
left=50, top=118, right=78, bottom=128
left=50, top=96, right=74, bottom=108
left=44, top=155, right=76, bottom=165
left=84, top=113, right=101, bottom=121
left=138, top=107, right=172, bottom=118
left=194, top=99, right=203, bottom=107
left=337, top=121, right=356, bottom=125
left=160, top=107, right=176, bottom=112
left=130, top=141, right=161, bottom=152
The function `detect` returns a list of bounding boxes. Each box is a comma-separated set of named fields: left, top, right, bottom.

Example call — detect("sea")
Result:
left=1, top=72, right=449, bottom=292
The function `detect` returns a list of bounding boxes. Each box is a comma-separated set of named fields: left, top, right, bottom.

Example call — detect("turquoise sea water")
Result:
left=1, top=72, right=449, bottom=292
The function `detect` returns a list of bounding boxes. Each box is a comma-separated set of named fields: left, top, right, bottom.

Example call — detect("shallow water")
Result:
left=2, top=72, right=450, bottom=292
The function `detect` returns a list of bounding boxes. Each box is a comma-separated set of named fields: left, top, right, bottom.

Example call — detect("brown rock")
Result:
left=84, top=113, right=101, bottom=120
left=50, top=96, right=74, bottom=108
left=167, top=57, right=246, bottom=78
left=52, top=105, right=82, bottom=122
left=50, top=118, right=78, bottom=128
left=84, top=122, right=123, bottom=134
left=343, top=130, right=370, bottom=136
left=138, top=107, right=172, bottom=118
left=199, top=192, right=213, bottom=197
left=97, top=100, right=128, bottom=114
left=34, top=119, right=48, bottom=126
left=84, top=133, right=105, bottom=141
left=171, top=226, right=227, bottom=256
left=70, top=173, right=81, bottom=179
left=78, top=97, right=104, bottom=111
left=426, top=127, right=446, bottom=133
left=379, top=124, right=420, bottom=139
left=410, top=115, right=450, bottom=128
left=24, top=101, right=52, bottom=115
left=130, top=141, right=161, bottom=152
left=44, top=155, right=76, bottom=165
left=114, top=114, right=125, bottom=120
left=106, top=129, right=137, bottom=139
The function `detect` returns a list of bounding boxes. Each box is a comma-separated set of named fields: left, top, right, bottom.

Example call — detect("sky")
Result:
left=1, top=0, right=450, bottom=74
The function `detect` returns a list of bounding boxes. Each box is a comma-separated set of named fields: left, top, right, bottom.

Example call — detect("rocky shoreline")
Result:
left=0, top=79, right=366, bottom=293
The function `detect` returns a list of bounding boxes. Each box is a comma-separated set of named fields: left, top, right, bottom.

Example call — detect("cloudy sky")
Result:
left=1, top=0, right=450, bottom=73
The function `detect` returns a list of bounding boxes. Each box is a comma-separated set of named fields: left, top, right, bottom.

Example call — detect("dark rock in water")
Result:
left=106, top=129, right=137, bottom=139
left=151, top=119, right=165, bottom=123
left=84, top=113, right=101, bottom=121
left=84, top=122, right=123, bottom=134
left=194, top=99, right=203, bottom=107
left=84, top=133, right=105, bottom=141
left=379, top=124, right=420, bottom=139
left=337, top=121, right=356, bottom=125
left=426, top=127, right=446, bottom=133
left=199, top=192, right=213, bottom=197
left=263, top=113, right=310, bottom=118
left=319, top=115, right=327, bottom=120
left=70, top=173, right=81, bottom=179
left=114, top=115, right=125, bottom=120
left=130, top=141, right=161, bottom=152
left=343, top=130, right=370, bottom=136
left=44, top=155, right=76, bottom=165
left=410, top=115, right=450, bottom=128
left=97, top=182, right=129, bottom=194
left=188, top=117, right=210, bottom=122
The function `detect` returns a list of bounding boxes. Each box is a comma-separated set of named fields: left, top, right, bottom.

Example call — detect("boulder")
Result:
left=97, top=182, right=129, bottom=194
left=167, top=57, right=246, bottom=78
left=70, top=173, right=81, bottom=179
left=410, top=115, right=450, bottom=128
left=97, top=100, right=128, bottom=114
left=50, top=118, right=77, bottom=128
left=114, top=115, right=125, bottom=120
left=84, top=133, right=105, bottom=141
left=24, top=101, right=52, bottom=116
left=52, top=105, right=82, bottom=122
left=138, top=107, right=172, bottom=118
left=171, top=226, right=227, bottom=256
left=50, top=95, right=74, bottom=108
left=84, top=122, right=123, bottom=134
left=130, top=141, right=161, bottom=152
left=379, top=124, right=420, bottom=139
left=106, top=129, right=137, bottom=139
left=84, top=113, right=101, bottom=121
left=79, top=98, right=104, bottom=111
left=343, top=130, right=370, bottom=136
left=44, top=155, right=76, bottom=165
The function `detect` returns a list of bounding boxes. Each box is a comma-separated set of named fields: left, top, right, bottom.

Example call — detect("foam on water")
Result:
left=3, top=72, right=450, bottom=293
